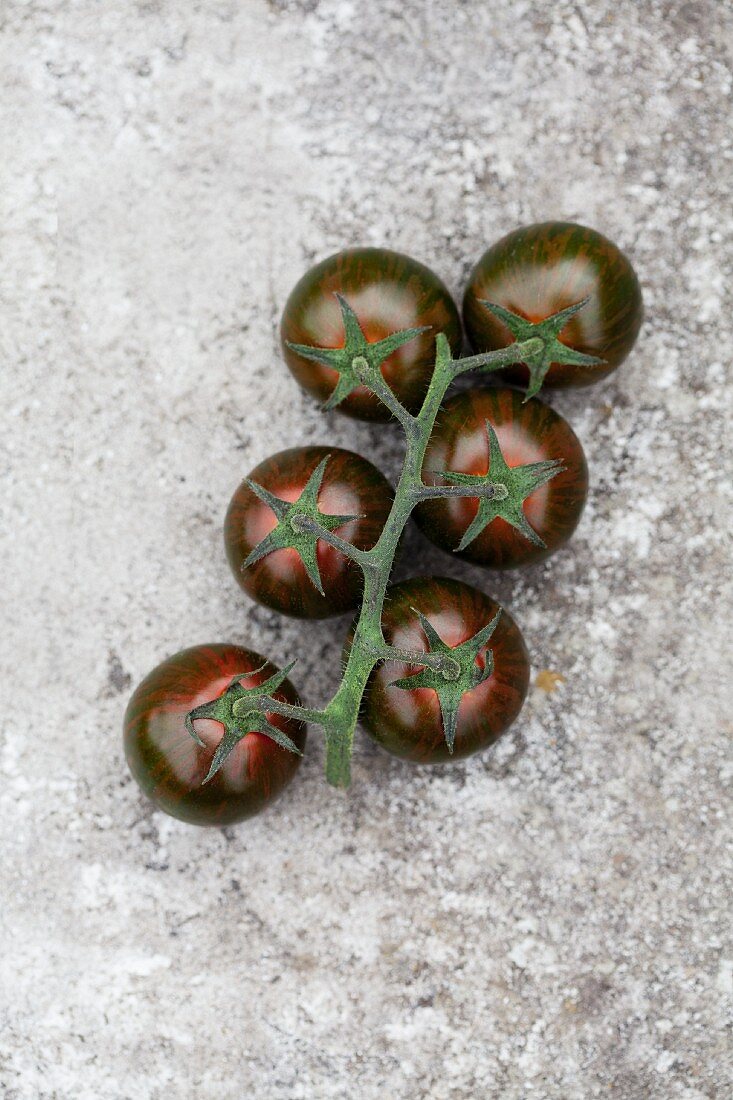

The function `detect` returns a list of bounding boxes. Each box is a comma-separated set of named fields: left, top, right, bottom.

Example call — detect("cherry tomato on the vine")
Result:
left=124, top=645, right=306, bottom=826
left=352, top=577, right=529, bottom=764
left=463, top=222, right=643, bottom=389
left=281, top=247, right=462, bottom=420
left=225, top=446, right=395, bottom=619
left=414, top=387, right=588, bottom=569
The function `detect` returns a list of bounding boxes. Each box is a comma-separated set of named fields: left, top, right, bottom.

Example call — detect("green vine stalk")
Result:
left=187, top=296, right=601, bottom=788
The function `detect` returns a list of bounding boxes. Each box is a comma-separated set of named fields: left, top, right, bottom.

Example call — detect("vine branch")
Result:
left=188, top=297, right=594, bottom=787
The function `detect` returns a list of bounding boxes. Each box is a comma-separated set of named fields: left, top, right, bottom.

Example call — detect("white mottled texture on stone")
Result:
left=1, top=2, right=732, bottom=1097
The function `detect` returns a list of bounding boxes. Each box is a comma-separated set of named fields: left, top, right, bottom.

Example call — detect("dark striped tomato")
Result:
left=463, top=222, right=643, bottom=388
left=414, top=388, right=588, bottom=569
left=357, top=577, right=529, bottom=763
left=124, top=645, right=306, bottom=826
left=281, top=247, right=462, bottom=420
left=225, top=446, right=395, bottom=618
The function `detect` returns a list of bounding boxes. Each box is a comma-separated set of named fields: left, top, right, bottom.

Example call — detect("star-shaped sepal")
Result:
left=286, top=293, right=429, bottom=411
left=185, top=663, right=302, bottom=783
left=438, top=421, right=564, bottom=551
left=389, top=609, right=502, bottom=753
left=479, top=297, right=605, bottom=400
left=243, top=456, right=363, bottom=596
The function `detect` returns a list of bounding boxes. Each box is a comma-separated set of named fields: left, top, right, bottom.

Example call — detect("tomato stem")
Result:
left=453, top=335, right=545, bottom=376
left=258, top=697, right=329, bottom=726
left=288, top=514, right=371, bottom=567
left=414, top=482, right=509, bottom=502
left=350, top=354, right=417, bottom=428
left=363, top=640, right=460, bottom=675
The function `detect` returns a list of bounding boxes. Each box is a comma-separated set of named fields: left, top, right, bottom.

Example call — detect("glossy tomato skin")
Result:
left=124, top=644, right=306, bottom=826
left=281, top=247, right=462, bottom=421
left=225, top=446, right=395, bottom=619
left=354, top=578, right=529, bottom=763
left=463, top=222, right=643, bottom=388
left=414, top=388, right=588, bottom=568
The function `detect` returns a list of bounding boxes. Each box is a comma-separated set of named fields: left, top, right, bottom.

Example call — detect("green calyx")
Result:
left=479, top=297, right=605, bottom=399
left=243, top=455, right=363, bottom=596
left=286, top=293, right=428, bottom=411
left=185, top=664, right=302, bottom=783
left=390, top=608, right=501, bottom=753
left=438, top=421, right=565, bottom=551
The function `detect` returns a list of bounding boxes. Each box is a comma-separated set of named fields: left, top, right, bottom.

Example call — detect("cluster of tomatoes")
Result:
left=124, top=222, right=643, bottom=826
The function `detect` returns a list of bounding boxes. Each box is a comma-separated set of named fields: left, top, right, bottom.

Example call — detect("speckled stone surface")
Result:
left=2, top=2, right=732, bottom=1097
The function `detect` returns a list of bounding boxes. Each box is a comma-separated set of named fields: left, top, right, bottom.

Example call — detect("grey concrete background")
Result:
left=2, top=2, right=732, bottom=1097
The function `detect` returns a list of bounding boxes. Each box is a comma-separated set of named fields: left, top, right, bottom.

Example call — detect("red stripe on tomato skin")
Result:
left=123, top=644, right=306, bottom=826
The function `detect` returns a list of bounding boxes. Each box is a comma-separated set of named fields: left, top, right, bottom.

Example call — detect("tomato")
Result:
left=281, top=247, right=462, bottom=421
left=414, top=387, right=588, bottom=568
left=463, top=222, right=643, bottom=389
left=124, top=645, right=306, bottom=826
left=225, top=446, right=394, bottom=618
left=353, top=577, right=529, bottom=763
